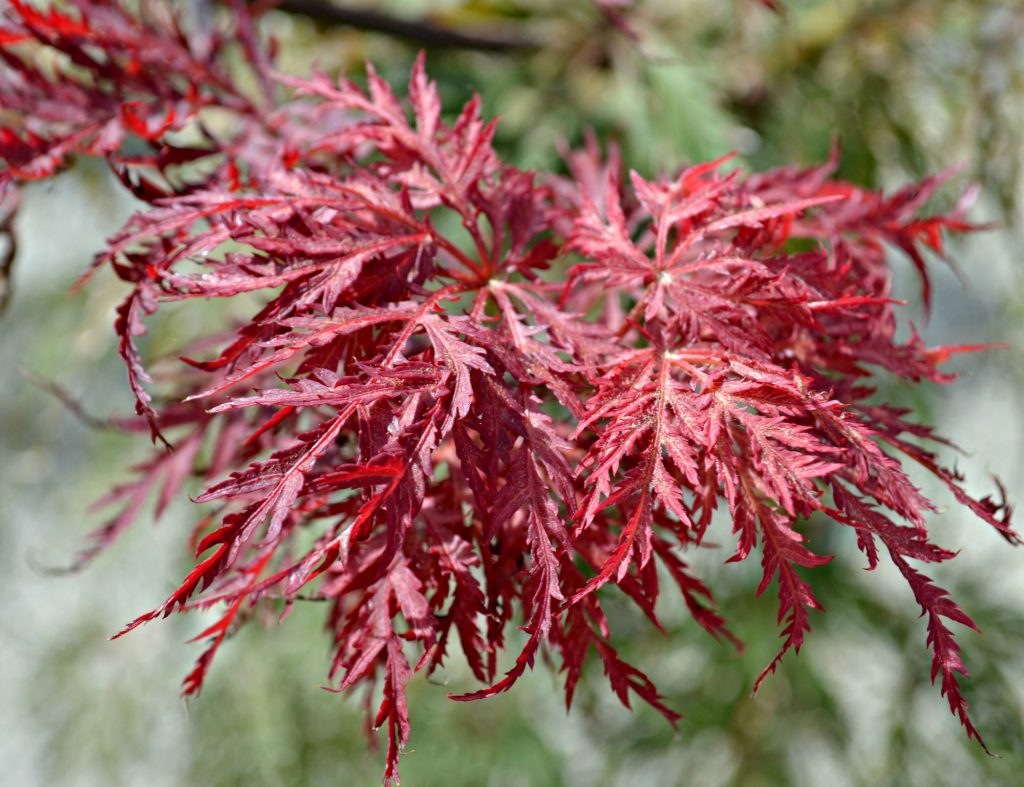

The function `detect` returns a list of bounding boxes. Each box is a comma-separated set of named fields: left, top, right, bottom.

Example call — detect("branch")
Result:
left=0, top=182, right=17, bottom=317
left=272, top=0, right=537, bottom=52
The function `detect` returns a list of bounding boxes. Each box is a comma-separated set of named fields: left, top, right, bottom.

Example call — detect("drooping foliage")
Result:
left=1, top=2, right=1016, bottom=782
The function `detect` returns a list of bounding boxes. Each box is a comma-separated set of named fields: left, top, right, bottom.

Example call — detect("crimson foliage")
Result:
left=1, top=2, right=1017, bottom=781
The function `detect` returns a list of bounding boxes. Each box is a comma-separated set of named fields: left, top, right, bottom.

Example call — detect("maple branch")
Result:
left=0, top=180, right=17, bottom=317
left=20, top=369, right=120, bottom=431
left=0, top=222, right=14, bottom=317
left=271, top=0, right=537, bottom=52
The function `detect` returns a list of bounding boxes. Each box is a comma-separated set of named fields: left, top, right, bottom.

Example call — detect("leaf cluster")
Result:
left=0, top=2, right=1017, bottom=782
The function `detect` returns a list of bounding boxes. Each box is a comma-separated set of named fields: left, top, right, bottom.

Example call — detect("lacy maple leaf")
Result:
left=1, top=1, right=1016, bottom=781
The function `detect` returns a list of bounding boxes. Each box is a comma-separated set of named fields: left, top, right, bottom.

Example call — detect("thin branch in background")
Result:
left=0, top=184, right=18, bottom=317
left=0, top=227, right=14, bottom=317
left=271, top=0, right=537, bottom=52
left=19, top=368, right=121, bottom=431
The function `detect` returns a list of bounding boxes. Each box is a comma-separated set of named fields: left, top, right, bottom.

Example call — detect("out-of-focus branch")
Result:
left=0, top=182, right=18, bottom=317
left=271, top=0, right=537, bottom=52
left=19, top=369, right=122, bottom=431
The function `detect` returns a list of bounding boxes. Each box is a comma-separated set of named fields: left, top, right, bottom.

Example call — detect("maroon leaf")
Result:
left=4, top=4, right=1017, bottom=782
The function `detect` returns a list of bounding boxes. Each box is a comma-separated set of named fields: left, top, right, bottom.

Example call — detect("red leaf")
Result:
left=8, top=8, right=1015, bottom=780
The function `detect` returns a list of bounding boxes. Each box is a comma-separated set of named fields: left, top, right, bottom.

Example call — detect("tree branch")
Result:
left=273, top=0, right=537, bottom=52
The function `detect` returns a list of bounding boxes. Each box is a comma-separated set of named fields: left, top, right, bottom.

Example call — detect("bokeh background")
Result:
left=2, top=1, right=1023, bottom=785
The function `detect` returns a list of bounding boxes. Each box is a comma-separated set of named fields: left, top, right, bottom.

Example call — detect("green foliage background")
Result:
left=2, top=1, right=1023, bottom=785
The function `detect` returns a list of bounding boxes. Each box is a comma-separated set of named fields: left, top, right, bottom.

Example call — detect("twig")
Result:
left=272, top=0, right=537, bottom=52
left=19, top=367, right=120, bottom=431
left=0, top=187, right=18, bottom=318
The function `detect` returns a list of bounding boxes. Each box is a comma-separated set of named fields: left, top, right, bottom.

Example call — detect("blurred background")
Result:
left=1, top=1, right=1023, bottom=785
